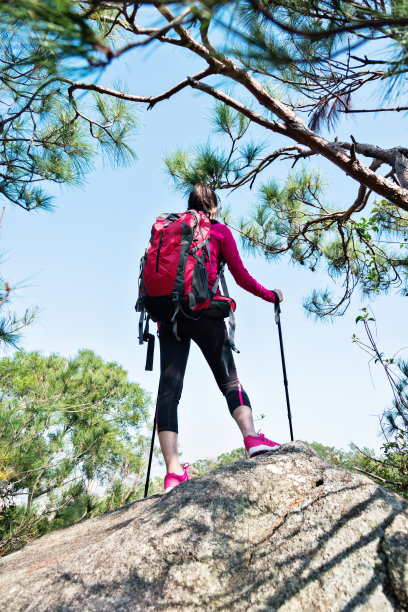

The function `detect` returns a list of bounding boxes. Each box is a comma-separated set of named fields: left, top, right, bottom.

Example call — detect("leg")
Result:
left=188, top=318, right=253, bottom=430
left=187, top=317, right=280, bottom=456
left=157, top=321, right=190, bottom=475
left=231, top=405, right=256, bottom=437
left=158, top=431, right=183, bottom=474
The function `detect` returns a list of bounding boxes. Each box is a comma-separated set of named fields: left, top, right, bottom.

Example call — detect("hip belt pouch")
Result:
left=200, top=295, right=236, bottom=319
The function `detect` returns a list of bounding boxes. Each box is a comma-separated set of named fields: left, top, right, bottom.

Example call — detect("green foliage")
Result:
left=192, top=446, right=248, bottom=475
left=2, top=1, right=408, bottom=322
left=165, top=144, right=229, bottom=193
left=380, top=357, right=408, bottom=497
left=351, top=314, right=408, bottom=498
left=0, top=350, right=151, bottom=556
left=164, top=102, right=262, bottom=193
left=234, top=0, right=344, bottom=78
left=227, top=0, right=408, bottom=105
left=386, top=359, right=408, bottom=429
left=0, top=299, right=36, bottom=348
left=0, top=3, right=140, bottom=348
left=0, top=5, right=139, bottom=211
left=309, top=441, right=373, bottom=470
left=211, top=101, right=250, bottom=137
left=310, top=440, right=407, bottom=499
left=0, top=220, right=37, bottom=348
left=0, top=0, right=103, bottom=63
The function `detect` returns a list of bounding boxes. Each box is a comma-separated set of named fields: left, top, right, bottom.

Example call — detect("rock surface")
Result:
left=0, top=442, right=407, bottom=611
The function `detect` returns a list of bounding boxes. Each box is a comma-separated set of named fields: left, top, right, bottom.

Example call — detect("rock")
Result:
left=0, top=441, right=407, bottom=611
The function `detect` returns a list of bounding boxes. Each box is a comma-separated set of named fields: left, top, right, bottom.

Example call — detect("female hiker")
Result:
left=157, top=183, right=283, bottom=492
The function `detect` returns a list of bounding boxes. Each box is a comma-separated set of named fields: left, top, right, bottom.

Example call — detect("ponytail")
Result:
left=188, top=183, right=218, bottom=216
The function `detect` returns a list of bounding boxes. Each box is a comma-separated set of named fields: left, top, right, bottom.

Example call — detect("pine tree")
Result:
left=3, top=1, right=408, bottom=320
left=0, top=349, right=151, bottom=556
left=351, top=312, right=408, bottom=497
left=35, top=0, right=407, bottom=318
left=0, top=1, right=141, bottom=346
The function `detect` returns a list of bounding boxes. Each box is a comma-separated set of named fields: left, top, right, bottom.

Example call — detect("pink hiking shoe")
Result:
left=244, top=431, right=281, bottom=457
left=164, top=463, right=191, bottom=493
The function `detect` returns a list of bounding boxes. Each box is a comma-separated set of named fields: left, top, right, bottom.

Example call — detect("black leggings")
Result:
left=156, top=317, right=251, bottom=433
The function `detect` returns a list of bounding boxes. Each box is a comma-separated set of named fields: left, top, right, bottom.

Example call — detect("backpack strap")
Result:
left=170, top=291, right=199, bottom=340
left=171, top=293, right=181, bottom=341
left=135, top=300, right=155, bottom=371
left=138, top=304, right=145, bottom=345
left=136, top=311, right=155, bottom=371
left=213, top=260, right=240, bottom=376
left=143, top=315, right=155, bottom=372
left=216, top=262, right=239, bottom=354
left=171, top=291, right=202, bottom=341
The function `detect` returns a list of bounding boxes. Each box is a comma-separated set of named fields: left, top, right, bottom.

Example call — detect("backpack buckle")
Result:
left=135, top=295, right=145, bottom=312
left=172, top=291, right=179, bottom=302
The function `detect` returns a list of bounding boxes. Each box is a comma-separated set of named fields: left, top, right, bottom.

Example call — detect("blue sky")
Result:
left=2, top=29, right=408, bottom=469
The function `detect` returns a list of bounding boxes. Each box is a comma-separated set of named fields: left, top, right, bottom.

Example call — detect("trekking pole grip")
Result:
left=272, top=291, right=281, bottom=323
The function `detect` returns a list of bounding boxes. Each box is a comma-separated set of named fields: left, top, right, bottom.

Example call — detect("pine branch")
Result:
left=353, top=467, right=405, bottom=487
left=64, top=67, right=215, bottom=110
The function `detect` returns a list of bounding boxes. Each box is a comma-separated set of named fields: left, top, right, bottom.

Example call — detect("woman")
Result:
left=157, top=183, right=283, bottom=492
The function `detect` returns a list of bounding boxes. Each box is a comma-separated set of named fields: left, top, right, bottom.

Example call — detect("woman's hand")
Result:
left=273, top=289, right=283, bottom=302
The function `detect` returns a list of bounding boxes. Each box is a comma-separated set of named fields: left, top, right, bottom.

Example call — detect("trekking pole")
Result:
left=272, top=294, right=294, bottom=442
left=144, top=406, right=157, bottom=498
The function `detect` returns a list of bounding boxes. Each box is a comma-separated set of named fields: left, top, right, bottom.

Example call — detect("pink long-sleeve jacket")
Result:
left=206, top=220, right=276, bottom=303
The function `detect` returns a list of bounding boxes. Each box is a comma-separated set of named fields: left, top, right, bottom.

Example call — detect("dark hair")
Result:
left=188, top=183, right=218, bottom=215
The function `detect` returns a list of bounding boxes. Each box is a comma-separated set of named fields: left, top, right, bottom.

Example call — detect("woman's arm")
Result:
left=220, top=225, right=278, bottom=303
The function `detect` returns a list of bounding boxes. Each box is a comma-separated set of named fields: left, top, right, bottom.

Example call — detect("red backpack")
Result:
left=136, top=210, right=237, bottom=369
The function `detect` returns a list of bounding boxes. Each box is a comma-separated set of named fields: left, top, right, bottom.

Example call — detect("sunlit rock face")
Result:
left=0, top=441, right=407, bottom=611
